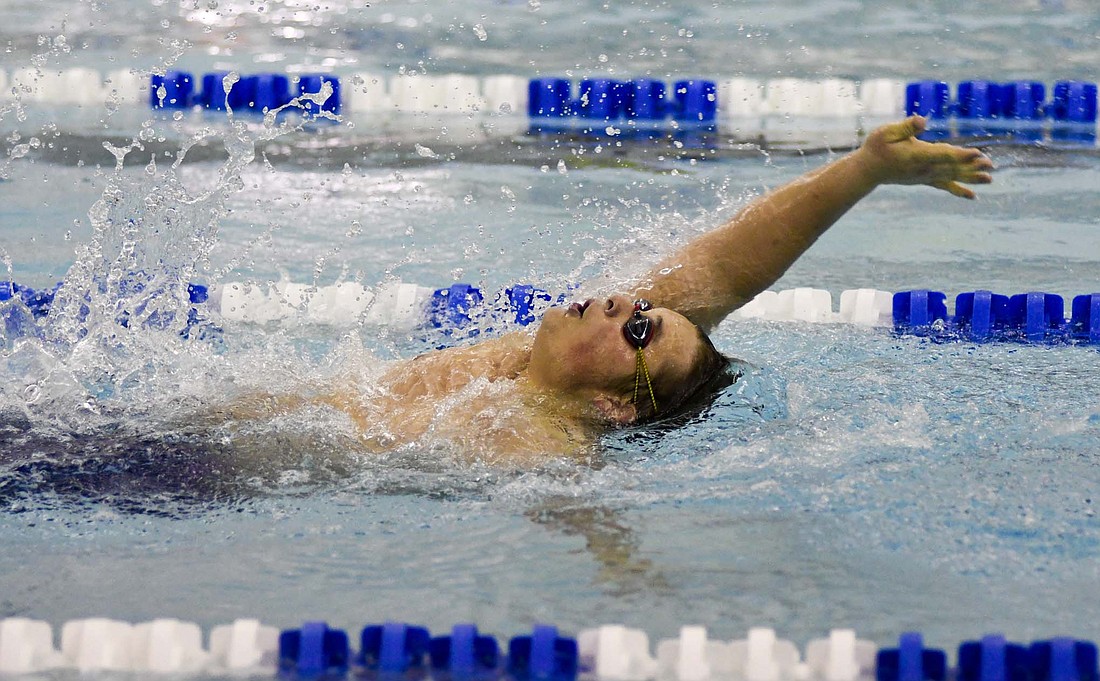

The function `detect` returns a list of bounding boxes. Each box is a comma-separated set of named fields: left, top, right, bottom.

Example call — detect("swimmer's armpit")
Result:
left=631, top=115, right=994, bottom=332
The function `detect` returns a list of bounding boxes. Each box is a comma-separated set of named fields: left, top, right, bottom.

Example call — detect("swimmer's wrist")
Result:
left=846, top=146, right=891, bottom=190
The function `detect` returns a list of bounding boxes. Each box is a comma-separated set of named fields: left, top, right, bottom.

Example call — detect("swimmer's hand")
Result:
left=860, top=115, right=994, bottom=199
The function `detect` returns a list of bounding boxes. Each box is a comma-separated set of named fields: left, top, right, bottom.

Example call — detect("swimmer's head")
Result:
left=528, top=294, right=729, bottom=424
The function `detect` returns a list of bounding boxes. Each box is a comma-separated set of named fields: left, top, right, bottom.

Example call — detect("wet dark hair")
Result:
left=633, top=324, right=736, bottom=423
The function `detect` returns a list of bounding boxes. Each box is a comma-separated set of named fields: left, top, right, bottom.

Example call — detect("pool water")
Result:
left=2, top=0, right=1100, bottom=657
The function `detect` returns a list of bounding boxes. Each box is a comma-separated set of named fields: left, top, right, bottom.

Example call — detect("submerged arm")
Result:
left=632, top=116, right=994, bottom=332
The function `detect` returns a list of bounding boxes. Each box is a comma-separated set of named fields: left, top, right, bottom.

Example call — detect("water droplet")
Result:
left=222, top=72, right=239, bottom=93
left=556, top=159, right=567, bottom=174
left=473, top=24, right=488, bottom=41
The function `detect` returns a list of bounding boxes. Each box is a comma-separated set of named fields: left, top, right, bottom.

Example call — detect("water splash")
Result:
left=2, top=97, right=314, bottom=429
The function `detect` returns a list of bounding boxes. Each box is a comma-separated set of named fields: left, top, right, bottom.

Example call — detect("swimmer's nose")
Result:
left=603, top=295, right=633, bottom=318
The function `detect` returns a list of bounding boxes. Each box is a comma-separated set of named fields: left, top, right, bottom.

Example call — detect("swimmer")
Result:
left=232, top=116, right=993, bottom=462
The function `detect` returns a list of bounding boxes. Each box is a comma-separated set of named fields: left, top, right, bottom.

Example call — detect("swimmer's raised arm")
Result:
left=632, top=116, right=994, bottom=332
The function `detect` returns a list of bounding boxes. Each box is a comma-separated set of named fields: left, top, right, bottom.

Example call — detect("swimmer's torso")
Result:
left=312, top=332, right=598, bottom=464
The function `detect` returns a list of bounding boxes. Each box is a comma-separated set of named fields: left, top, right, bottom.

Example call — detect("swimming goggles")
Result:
left=622, top=299, right=655, bottom=349
left=623, top=299, right=659, bottom=414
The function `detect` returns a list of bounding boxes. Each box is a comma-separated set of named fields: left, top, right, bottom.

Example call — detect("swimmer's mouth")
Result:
left=568, top=299, right=593, bottom=317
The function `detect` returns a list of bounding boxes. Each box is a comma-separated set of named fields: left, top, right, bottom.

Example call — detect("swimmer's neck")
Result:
left=380, top=330, right=610, bottom=425
left=484, top=332, right=617, bottom=423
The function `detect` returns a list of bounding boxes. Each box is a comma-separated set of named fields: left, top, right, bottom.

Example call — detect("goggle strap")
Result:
left=633, top=347, right=659, bottom=415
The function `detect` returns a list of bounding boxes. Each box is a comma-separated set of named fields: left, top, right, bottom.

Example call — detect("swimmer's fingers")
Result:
left=931, top=146, right=994, bottom=198
left=864, top=117, right=994, bottom=190
left=931, top=180, right=977, bottom=200
left=878, top=114, right=928, bottom=143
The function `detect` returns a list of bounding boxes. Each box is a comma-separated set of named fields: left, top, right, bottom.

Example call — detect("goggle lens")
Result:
left=623, top=299, right=655, bottom=349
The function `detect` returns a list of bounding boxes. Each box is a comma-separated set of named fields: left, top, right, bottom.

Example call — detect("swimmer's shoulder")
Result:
left=379, top=330, right=533, bottom=399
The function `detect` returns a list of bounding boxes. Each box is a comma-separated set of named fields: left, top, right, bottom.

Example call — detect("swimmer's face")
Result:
left=528, top=294, right=707, bottom=415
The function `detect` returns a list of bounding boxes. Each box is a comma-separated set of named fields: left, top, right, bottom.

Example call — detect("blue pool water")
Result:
left=2, top=0, right=1100, bottom=660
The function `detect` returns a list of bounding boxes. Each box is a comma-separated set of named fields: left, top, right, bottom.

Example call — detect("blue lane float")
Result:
left=278, top=621, right=350, bottom=678
left=527, top=77, right=717, bottom=136
left=1029, top=639, right=1099, bottom=681
left=429, top=624, right=500, bottom=677
left=150, top=70, right=341, bottom=115
left=905, top=79, right=1098, bottom=143
left=876, top=632, right=947, bottom=681
left=957, top=635, right=1029, bottom=681
left=878, top=635, right=1100, bottom=681
left=507, top=625, right=579, bottom=681
left=892, top=289, right=1100, bottom=344
left=277, top=622, right=577, bottom=680
left=358, top=622, right=431, bottom=672
left=906, top=79, right=1097, bottom=123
